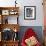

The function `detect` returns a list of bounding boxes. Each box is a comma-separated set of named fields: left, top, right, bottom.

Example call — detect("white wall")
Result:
left=0, top=0, right=43, bottom=26
left=18, top=0, right=43, bottom=26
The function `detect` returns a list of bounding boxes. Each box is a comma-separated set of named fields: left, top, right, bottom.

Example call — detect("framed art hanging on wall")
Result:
left=24, top=6, right=36, bottom=20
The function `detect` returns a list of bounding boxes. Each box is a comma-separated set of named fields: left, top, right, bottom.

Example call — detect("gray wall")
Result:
left=18, top=26, right=43, bottom=44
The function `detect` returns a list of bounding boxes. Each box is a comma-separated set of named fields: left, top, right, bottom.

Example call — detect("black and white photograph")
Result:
left=24, top=6, right=36, bottom=20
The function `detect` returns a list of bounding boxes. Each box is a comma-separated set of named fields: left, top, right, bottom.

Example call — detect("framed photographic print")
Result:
left=2, top=10, right=9, bottom=15
left=24, top=6, right=36, bottom=20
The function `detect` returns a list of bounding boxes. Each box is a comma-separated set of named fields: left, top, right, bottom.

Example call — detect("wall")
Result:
left=18, top=26, right=43, bottom=43
left=0, top=0, right=43, bottom=26
left=43, top=0, right=46, bottom=26
left=18, top=0, right=43, bottom=26
left=0, top=0, right=44, bottom=44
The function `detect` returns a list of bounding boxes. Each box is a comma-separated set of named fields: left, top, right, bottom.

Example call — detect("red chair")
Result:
left=21, top=28, right=41, bottom=46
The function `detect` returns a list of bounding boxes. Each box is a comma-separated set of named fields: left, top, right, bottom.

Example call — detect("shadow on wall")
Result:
left=18, top=26, right=43, bottom=44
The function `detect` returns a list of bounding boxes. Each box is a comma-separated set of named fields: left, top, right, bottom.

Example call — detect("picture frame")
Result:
left=24, top=6, right=36, bottom=20
left=0, top=32, right=1, bottom=41
left=2, top=10, right=9, bottom=15
left=9, top=10, right=18, bottom=15
left=0, top=15, right=1, bottom=24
